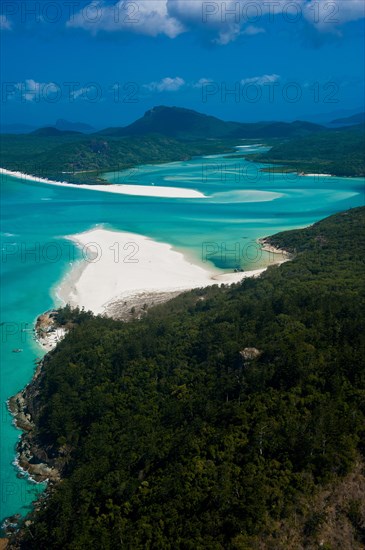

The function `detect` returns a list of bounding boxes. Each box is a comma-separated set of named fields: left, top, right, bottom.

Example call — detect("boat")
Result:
left=12, top=348, right=23, bottom=353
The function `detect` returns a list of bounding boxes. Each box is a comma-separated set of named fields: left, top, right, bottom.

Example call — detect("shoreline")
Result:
left=34, top=311, right=67, bottom=352
left=3, top=228, right=290, bottom=537
left=1, top=164, right=289, bottom=535
left=300, top=173, right=333, bottom=177
left=0, top=168, right=206, bottom=199
left=257, top=237, right=292, bottom=257
left=57, top=228, right=286, bottom=317
left=7, top=359, right=62, bottom=485
left=8, top=227, right=289, bottom=459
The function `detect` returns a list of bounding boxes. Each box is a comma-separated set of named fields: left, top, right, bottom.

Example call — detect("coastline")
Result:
left=7, top=228, right=289, bottom=469
left=57, top=228, right=286, bottom=317
left=299, top=172, right=333, bottom=177
left=7, top=358, right=62, bottom=485
left=257, top=237, right=292, bottom=257
left=3, top=228, right=290, bottom=537
left=0, top=168, right=206, bottom=199
left=2, top=167, right=289, bottom=536
left=34, top=311, right=67, bottom=352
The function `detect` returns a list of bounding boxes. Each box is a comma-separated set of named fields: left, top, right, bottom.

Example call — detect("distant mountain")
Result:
left=97, top=106, right=325, bottom=139
left=0, top=120, right=95, bottom=135
left=330, top=113, right=365, bottom=127
left=0, top=123, right=37, bottom=134
left=31, top=127, right=83, bottom=137
left=98, top=106, right=240, bottom=139
left=231, top=119, right=324, bottom=139
left=1, top=109, right=324, bottom=139
left=295, top=107, right=363, bottom=126
left=52, top=119, right=95, bottom=133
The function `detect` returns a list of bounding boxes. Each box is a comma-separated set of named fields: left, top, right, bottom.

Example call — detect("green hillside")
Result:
left=0, top=133, right=236, bottom=184
left=252, top=124, right=365, bottom=176
left=9, top=207, right=365, bottom=549
left=1, top=108, right=363, bottom=182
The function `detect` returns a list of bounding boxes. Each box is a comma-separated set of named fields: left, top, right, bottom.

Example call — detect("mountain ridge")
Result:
left=96, top=105, right=326, bottom=139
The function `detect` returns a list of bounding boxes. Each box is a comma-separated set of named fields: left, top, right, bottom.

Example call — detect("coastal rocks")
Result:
left=16, top=436, right=60, bottom=483
left=3, top=341, right=70, bottom=543
left=2, top=515, right=21, bottom=537
left=35, top=310, right=66, bottom=351
left=8, top=393, right=33, bottom=432
left=7, top=359, right=63, bottom=484
left=258, top=237, right=291, bottom=257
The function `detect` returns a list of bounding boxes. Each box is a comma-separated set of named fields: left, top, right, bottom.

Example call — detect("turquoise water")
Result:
left=0, top=147, right=364, bottom=526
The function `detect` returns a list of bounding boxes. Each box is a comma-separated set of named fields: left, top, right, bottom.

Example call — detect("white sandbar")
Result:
left=0, top=168, right=206, bottom=199
left=58, top=228, right=271, bottom=315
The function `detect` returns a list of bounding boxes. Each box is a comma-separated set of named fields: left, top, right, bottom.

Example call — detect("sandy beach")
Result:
left=300, top=173, right=333, bottom=177
left=58, top=228, right=276, bottom=316
left=0, top=168, right=206, bottom=199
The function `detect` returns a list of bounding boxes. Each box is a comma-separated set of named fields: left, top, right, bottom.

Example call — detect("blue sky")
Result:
left=1, top=0, right=364, bottom=127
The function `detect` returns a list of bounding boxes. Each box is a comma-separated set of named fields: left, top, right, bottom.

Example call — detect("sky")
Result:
left=0, top=0, right=364, bottom=128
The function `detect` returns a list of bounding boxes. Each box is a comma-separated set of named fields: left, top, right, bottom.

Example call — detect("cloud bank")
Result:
left=66, top=0, right=365, bottom=43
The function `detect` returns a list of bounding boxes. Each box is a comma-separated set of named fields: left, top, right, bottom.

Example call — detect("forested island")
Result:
left=0, top=133, right=237, bottom=185
left=1, top=107, right=364, bottom=183
left=6, top=207, right=365, bottom=549
left=251, top=124, right=365, bottom=177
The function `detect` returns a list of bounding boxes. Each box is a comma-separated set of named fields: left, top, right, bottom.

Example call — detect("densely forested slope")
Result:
left=0, top=133, right=236, bottom=184
left=9, top=207, right=365, bottom=549
left=252, top=124, right=365, bottom=176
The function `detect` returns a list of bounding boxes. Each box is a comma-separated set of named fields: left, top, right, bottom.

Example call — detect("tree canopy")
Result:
left=10, top=207, right=365, bottom=549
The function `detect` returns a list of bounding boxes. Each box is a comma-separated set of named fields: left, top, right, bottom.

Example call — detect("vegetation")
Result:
left=0, top=133, right=237, bottom=184
left=10, top=207, right=365, bottom=549
left=2, top=107, right=363, bottom=183
left=251, top=124, right=365, bottom=177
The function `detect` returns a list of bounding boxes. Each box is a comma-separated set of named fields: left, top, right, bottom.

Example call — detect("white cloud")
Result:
left=169, top=0, right=245, bottom=44
left=14, top=80, right=59, bottom=102
left=67, top=0, right=185, bottom=38
left=70, top=85, right=100, bottom=100
left=0, top=15, right=12, bottom=30
left=66, top=0, right=365, bottom=43
left=214, top=24, right=242, bottom=45
left=241, top=74, right=280, bottom=85
left=167, top=0, right=297, bottom=25
left=144, top=76, right=185, bottom=92
left=212, top=23, right=265, bottom=44
left=10, top=80, right=100, bottom=102
left=192, top=78, right=214, bottom=89
left=170, top=0, right=365, bottom=38
left=242, top=25, right=265, bottom=36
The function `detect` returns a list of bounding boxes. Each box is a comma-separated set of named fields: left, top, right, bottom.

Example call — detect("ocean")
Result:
left=1, top=147, right=364, bottom=526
